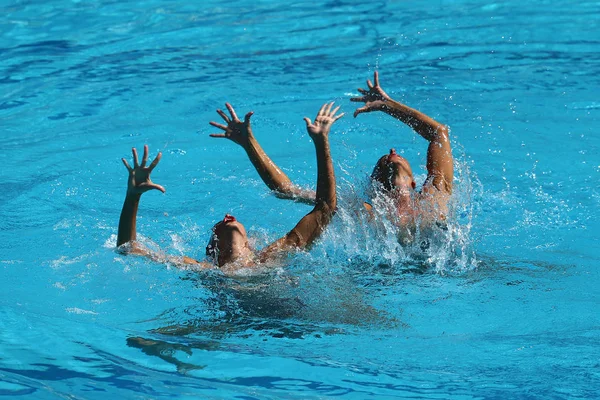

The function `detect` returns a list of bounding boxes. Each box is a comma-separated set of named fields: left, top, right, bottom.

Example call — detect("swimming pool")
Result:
left=1, top=0, right=599, bottom=398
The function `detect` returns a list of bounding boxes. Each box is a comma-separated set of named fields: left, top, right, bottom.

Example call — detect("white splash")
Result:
left=65, top=307, right=98, bottom=315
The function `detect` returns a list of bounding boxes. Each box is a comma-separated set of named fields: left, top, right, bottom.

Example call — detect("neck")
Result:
left=392, top=187, right=415, bottom=209
left=218, top=245, right=253, bottom=267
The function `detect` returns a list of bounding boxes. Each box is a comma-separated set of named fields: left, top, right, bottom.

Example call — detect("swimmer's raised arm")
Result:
left=259, top=102, right=342, bottom=261
left=116, top=145, right=212, bottom=269
left=209, top=103, right=317, bottom=205
left=351, top=71, right=453, bottom=194
left=117, top=145, right=165, bottom=247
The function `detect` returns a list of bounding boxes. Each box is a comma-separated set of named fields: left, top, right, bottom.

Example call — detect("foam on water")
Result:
left=321, top=145, right=480, bottom=275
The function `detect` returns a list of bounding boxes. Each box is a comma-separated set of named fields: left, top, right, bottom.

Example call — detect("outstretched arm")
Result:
left=209, top=103, right=317, bottom=204
left=351, top=71, right=453, bottom=194
left=117, top=145, right=212, bottom=269
left=117, top=145, right=165, bottom=247
left=259, top=102, right=343, bottom=261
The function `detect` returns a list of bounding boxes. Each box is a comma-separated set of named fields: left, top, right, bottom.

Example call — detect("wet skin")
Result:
left=211, top=71, right=453, bottom=242
left=116, top=102, right=343, bottom=273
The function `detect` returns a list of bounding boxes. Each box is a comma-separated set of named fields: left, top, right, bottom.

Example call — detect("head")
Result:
left=205, top=214, right=251, bottom=267
left=371, top=148, right=416, bottom=192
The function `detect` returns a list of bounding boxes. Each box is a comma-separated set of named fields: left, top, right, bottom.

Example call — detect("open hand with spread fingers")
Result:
left=303, top=102, right=344, bottom=139
left=122, top=145, right=165, bottom=196
left=350, top=71, right=392, bottom=117
left=209, top=103, right=254, bottom=147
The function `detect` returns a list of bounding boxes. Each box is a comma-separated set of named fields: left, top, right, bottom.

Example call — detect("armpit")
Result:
left=423, top=175, right=452, bottom=195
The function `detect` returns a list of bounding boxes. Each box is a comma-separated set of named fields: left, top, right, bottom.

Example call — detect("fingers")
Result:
left=351, top=88, right=368, bottom=103
left=225, top=103, right=239, bottom=121
left=367, top=79, right=374, bottom=89
left=141, top=145, right=149, bottom=168
left=216, top=109, right=230, bottom=123
left=209, top=134, right=227, bottom=138
left=334, top=112, right=345, bottom=122
left=209, top=121, right=228, bottom=130
left=314, top=102, right=344, bottom=119
left=318, top=103, right=327, bottom=116
left=350, top=96, right=366, bottom=103
left=127, top=146, right=161, bottom=170
left=132, top=147, right=139, bottom=168
left=122, top=158, right=132, bottom=171
left=244, top=111, right=254, bottom=124
left=317, top=101, right=336, bottom=117
left=374, top=71, right=380, bottom=87
left=325, top=102, right=333, bottom=114
left=148, top=152, right=162, bottom=171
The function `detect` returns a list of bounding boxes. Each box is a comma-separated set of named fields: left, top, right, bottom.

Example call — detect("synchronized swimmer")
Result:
left=212, top=71, right=453, bottom=245
left=116, top=103, right=342, bottom=273
left=115, top=71, right=453, bottom=272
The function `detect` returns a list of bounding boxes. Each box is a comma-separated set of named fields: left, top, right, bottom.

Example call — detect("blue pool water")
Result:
left=1, top=0, right=599, bottom=398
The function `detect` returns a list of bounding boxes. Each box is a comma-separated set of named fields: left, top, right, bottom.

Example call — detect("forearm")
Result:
left=277, top=138, right=336, bottom=250
left=244, top=135, right=292, bottom=191
left=117, top=194, right=140, bottom=247
left=244, top=135, right=316, bottom=202
left=260, top=135, right=336, bottom=258
left=258, top=103, right=342, bottom=260
left=312, top=136, right=336, bottom=211
left=380, top=99, right=447, bottom=142
left=121, top=241, right=213, bottom=270
left=259, top=206, right=329, bottom=260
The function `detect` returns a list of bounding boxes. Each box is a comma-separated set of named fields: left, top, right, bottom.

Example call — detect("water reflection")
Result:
left=127, top=265, right=402, bottom=372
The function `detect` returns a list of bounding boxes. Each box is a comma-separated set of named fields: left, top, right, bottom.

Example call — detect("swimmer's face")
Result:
left=371, top=149, right=416, bottom=191
left=206, top=214, right=250, bottom=266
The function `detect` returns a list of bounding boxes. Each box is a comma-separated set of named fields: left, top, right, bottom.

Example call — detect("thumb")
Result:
left=145, top=183, right=166, bottom=193
left=153, top=184, right=166, bottom=193
left=353, top=107, right=369, bottom=118
left=244, top=111, right=254, bottom=124
left=303, top=117, right=312, bottom=127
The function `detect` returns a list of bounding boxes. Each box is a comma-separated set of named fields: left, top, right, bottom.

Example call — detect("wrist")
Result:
left=243, top=132, right=258, bottom=149
left=309, top=126, right=331, bottom=141
left=312, top=134, right=330, bottom=149
left=379, top=99, right=393, bottom=111
left=310, top=132, right=329, bottom=141
left=125, top=192, right=142, bottom=202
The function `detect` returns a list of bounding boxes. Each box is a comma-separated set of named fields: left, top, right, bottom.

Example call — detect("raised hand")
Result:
left=303, top=102, right=344, bottom=138
left=209, top=103, right=254, bottom=147
left=121, top=145, right=165, bottom=196
left=350, top=71, right=392, bottom=117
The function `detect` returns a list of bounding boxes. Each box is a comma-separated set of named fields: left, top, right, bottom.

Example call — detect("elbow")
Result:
left=316, top=197, right=337, bottom=218
left=273, top=190, right=293, bottom=200
left=439, top=124, right=449, bottom=137
left=429, top=124, right=449, bottom=144
left=327, top=192, right=337, bottom=216
left=330, top=198, right=337, bottom=216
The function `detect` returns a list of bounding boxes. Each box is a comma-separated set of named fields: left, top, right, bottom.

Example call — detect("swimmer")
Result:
left=116, top=102, right=342, bottom=272
left=211, top=72, right=453, bottom=242
left=350, top=71, right=453, bottom=233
